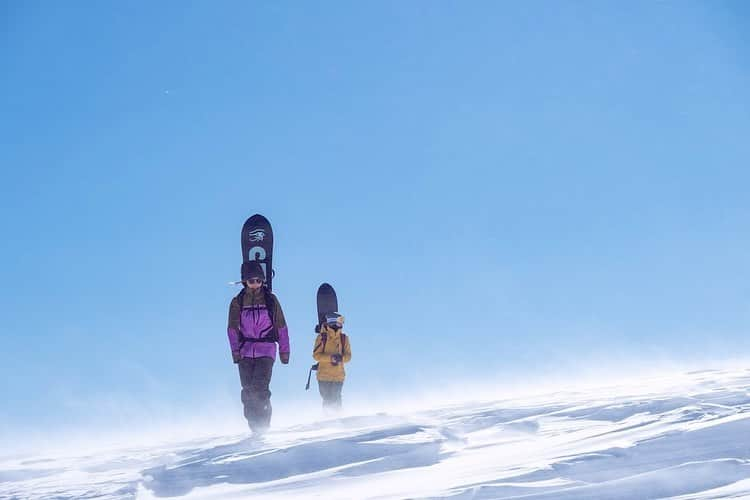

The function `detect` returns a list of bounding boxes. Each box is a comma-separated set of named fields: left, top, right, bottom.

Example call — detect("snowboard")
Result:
left=316, top=283, right=338, bottom=327
left=240, top=214, right=274, bottom=291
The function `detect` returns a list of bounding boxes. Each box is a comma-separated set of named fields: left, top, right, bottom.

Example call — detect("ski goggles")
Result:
left=246, top=277, right=263, bottom=284
left=324, top=312, right=345, bottom=328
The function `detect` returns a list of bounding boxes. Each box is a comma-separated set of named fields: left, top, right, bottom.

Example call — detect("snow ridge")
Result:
left=2, top=368, right=750, bottom=499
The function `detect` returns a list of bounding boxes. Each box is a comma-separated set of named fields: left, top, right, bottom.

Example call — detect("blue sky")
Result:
left=1, top=1, right=749, bottom=440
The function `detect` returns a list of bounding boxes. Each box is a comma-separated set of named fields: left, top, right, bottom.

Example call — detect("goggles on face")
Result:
left=324, top=312, right=345, bottom=328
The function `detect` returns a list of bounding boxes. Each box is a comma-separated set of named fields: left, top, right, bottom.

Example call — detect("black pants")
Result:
left=238, top=357, right=274, bottom=432
left=318, top=380, right=343, bottom=409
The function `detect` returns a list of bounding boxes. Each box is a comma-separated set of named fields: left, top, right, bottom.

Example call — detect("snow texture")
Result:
left=2, top=368, right=750, bottom=499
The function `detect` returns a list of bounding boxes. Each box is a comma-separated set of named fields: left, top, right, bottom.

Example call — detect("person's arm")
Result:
left=227, top=297, right=241, bottom=362
left=273, top=294, right=290, bottom=363
left=342, top=333, right=351, bottom=363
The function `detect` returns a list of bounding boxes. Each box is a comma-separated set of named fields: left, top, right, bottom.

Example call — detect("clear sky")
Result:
left=1, top=1, right=749, bottom=444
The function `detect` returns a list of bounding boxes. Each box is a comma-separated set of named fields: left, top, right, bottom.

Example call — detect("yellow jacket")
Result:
left=313, top=325, right=352, bottom=382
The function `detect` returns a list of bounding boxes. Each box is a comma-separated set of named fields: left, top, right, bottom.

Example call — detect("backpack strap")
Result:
left=263, top=286, right=279, bottom=342
left=319, top=331, right=328, bottom=353
left=235, top=288, right=248, bottom=351
left=313, top=332, right=324, bottom=353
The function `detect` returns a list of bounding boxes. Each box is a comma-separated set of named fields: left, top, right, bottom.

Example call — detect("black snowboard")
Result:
left=316, top=283, right=338, bottom=326
left=241, top=214, right=274, bottom=291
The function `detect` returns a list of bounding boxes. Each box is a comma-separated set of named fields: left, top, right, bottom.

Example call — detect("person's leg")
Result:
left=331, top=382, right=343, bottom=409
left=318, top=381, right=332, bottom=407
left=247, top=357, right=274, bottom=431
left=238, top=357, right=255, bottom=427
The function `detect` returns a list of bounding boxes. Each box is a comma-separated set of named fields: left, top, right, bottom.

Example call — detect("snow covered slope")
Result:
left=3, top=368, right=750, bottom=499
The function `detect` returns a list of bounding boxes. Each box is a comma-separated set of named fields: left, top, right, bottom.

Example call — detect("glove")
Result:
left=280, top=351, right=290, bottom=364
left=232, top=352, right=242, bottom=364
left=330, top=353, right=342, bottom=366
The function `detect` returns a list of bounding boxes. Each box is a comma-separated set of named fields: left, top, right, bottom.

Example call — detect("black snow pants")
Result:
left=238, top=356, right=274, bottom=432
left=318, top=380, right=343, bottom=410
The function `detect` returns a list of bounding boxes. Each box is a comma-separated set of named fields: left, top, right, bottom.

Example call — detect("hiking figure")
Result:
left=227, top=261, right=290, bottom=433
left=312, top=312, right=351, bottom=410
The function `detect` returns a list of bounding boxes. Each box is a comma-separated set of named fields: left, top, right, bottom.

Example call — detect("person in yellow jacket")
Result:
left=312, top=312, right=351, bottom=410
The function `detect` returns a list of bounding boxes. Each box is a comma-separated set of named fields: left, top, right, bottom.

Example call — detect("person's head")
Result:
left=323, top=312, right=344, bottom=331
left=241, top=261, right=265, bottom=290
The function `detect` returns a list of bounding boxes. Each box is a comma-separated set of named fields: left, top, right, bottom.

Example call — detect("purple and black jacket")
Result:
left=227, top=288, right=290, bottom=361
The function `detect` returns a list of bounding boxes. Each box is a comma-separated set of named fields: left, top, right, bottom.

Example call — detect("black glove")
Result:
left=232, top=352, right=242, bottom=364
left=330, top=353, right=342, bottom=365
left=280, top=351, right=290, bottom=364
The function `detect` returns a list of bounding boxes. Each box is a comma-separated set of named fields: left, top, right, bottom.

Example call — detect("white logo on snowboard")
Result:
left=249, top=229, right=266, bottom=242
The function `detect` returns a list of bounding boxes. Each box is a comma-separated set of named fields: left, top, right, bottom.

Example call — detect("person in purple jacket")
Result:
left=227, top=261, right=290, bottom=434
